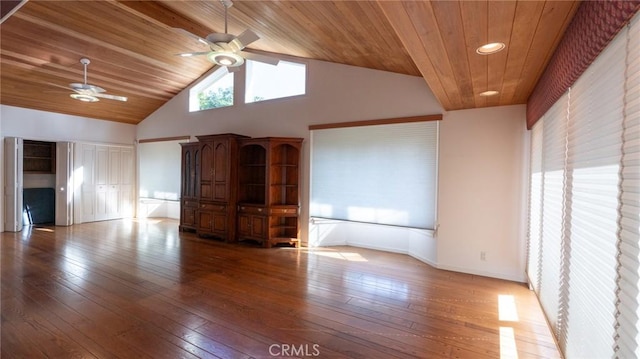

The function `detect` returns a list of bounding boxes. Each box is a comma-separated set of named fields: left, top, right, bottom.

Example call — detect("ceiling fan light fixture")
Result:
left=70, top=93, right=99, bottom=102
left=208, top=52, right=244, bottom=67
left=479, top=90, right=500, bottom=97
left=476, top=42, right=505, bottom=55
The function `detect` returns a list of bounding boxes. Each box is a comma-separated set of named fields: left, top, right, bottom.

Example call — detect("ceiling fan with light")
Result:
left=54, top=58, right=128, bottom=103
left=176, top=0, right=279, bottom=71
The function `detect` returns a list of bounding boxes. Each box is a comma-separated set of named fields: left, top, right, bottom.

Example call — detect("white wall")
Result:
left=0, top=105, right=137, bottom=232
left=1, top=105, right=136, bottom=144
left=138, top=59, right=442, bottom=138
left=138, top=58, right=443, bottom=259
left=437, top=105, right=528, bottom=282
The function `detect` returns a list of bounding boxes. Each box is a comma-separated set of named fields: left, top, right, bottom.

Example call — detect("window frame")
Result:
left=188, top=67, right=234, bottom=112
left=244, top=59, right=307, bottom=104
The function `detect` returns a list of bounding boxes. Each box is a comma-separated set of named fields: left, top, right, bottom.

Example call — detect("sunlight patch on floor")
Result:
left=499, top=294, right=519, bottom=359
left=499, top=326, right=519, bottom=359
left=130, top=218, right=164, bottom=224
left=301, top=248, right=368, bottom=262
left=498, top=294, right=519, bottom=322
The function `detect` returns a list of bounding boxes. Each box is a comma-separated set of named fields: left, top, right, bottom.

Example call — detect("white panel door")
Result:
left=76, top=143, right=135, bottom=223
left=120, top=147, right=134, bottom=218
left=55, top=142, right=73, bottom=226
left=4, top=137, right=23, bottom=232
left=80, top=144, right=96, bottom=223
left=107, top=147, right=121, bottom=219
left=95, top=145, right=109, bottom=221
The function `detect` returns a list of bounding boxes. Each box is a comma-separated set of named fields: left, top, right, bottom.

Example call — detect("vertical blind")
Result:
left=527, top=121, right=544, bottom=293
left=310, top=121, right=438, bottom=229
left=538, top=93, right=569, bottom=334
left=138, top=139, right=188, bottom=200
left=563, top=26, right=625, bottom=358
left=615, top=13, right=640, bottom=359
left=527, top=13, right=639, bottom=359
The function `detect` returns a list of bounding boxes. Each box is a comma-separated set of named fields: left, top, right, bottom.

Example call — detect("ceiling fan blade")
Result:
left=173, top=28, right=224, bottom=52
left=70, top=83, right=105, bottom=93
left=177, top=51, right=211, bottom=57
left=232, top=29, right=259, bottom=50
left=173, top=28, right=210, bottom=46
left=226, top=65, right=241, bottom=73
left=47, top=82, right=72, bottom=91
left=239, top=51, right=280, bottom=66
left=93, top=93, right=128, bottom=102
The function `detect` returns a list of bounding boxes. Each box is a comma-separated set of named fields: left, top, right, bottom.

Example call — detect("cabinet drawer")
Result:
left=183, top=200, right=198, bottom=208
left=270, top=208, right=298, bottom=215
left=200, top=203, right=227, bottom=212
left=238, top=205, right=266, bottom=214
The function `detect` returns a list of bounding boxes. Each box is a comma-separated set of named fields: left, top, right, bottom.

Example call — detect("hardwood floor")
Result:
left=1, top=219, right=560, bottom=359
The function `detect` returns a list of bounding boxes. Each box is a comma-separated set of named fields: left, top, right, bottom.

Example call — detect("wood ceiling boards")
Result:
left=0, top=1, right=579, bottom=124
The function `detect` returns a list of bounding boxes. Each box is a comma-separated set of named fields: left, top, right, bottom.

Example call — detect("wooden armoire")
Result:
left=179, top=134, right=248, bottom=242
left=179, top=134, right=303, bottom=247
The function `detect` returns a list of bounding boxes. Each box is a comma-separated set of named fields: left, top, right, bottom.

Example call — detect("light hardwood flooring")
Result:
left=1, top=219, right=560, bottom=358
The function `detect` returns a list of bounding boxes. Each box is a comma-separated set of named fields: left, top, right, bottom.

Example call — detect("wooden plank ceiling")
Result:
left=0, top=1, right=580, bottom=125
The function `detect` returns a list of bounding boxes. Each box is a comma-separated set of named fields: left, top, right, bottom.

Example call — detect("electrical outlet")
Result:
left=480, top=251, right=486, bottom=261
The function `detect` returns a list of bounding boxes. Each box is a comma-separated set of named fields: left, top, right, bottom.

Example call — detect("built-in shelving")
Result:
left=23, top=140, right=55, bottom=173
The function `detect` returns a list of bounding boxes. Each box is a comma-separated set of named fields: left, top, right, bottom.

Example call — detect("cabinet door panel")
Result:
left=251, top=215, right=266, bottom=238
left=96, top=146, right=108, bottom=186
left=109, top=147, right=121, bottom=185
left=213, top=141, right=229, bottom=202
left=200, top=143, right=213, bottom=183
left=212, top=213, right=227, bottom=232
left=96, top=189, right=108, bottom=221
left=182, top=206, right=196, bottom=227
left=200, top=184, right=212, bottom=199
left=198, top=211, right=213, bottom=232
left=199, top=143, right=213, bottom=200
left=238, top=214, right=251, bottom=237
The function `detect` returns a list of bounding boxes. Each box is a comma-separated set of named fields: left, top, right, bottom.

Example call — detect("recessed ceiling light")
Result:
left=479, top=90, right=499, bottom=97
left=476, top=42, right=506, bottom=55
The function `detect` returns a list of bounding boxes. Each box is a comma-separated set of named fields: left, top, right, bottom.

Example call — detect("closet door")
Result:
left=55, top=142, right=73, bottom=226
left=3, top=137, right=23, bottom=232
left=77, top=143, right=134, bottom=223
left=120, top=147, right=134, bottom=218
left=80, top=144, right=96, bottom=223
left=95, top=145, right=109, bottom=221
left=107, top=147, right=121, bottom=219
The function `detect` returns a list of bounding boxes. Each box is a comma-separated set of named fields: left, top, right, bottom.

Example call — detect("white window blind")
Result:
left=310, top=121, right=438, bottom=229
left=538, top=92, right=569, bottom=334
left=139, top=139, right=188, bottom=200
left=527, top=121, right=544, bottom=293
left=615, top=13, right=640, bottom=359
left=563, top=27, right=626, bottom=358
left=526, top=12, right=640, bottom=359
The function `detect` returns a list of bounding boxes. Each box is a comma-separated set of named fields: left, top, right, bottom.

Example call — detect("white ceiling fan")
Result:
left=176, top=0, right=279, bottom=71
left=61, top=58, right=128, bottom=103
